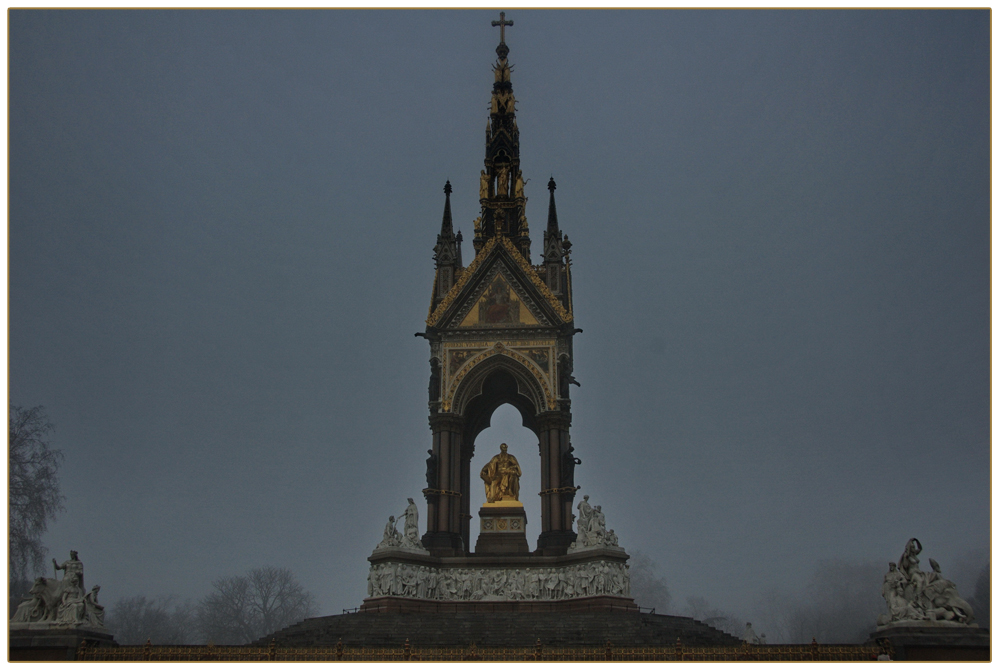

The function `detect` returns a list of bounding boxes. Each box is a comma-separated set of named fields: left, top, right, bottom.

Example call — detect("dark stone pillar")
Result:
left=422, top=413, right=466, bottom=555
left=535, top=410, right=576, bottom=555
left=460, top=452, right=472, bottom=553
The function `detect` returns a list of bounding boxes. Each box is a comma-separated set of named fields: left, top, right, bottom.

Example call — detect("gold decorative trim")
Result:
left=441, top=341, right=555, bottom=412
left=538, top=486, right=581, bottom=496
left=496, top=236, right=573, bottom=324
left=422, top=488, right=462, bottom=497
left=426, top=237, right=500, bottom=326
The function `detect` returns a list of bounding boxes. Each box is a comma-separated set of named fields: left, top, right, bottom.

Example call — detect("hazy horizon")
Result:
left=9, top=9, right=989, bottom=628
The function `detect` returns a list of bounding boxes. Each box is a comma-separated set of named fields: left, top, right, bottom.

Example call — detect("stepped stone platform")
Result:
left=254, top=609, right=742, bottom=649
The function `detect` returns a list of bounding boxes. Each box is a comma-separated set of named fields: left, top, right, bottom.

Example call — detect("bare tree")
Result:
left=628, top=550, right=672, bottom=613
left=198, top=566, right=317, bottom=644
left=105, top=595, right=197, bottom=644
left=9, top=405, right=64, bottom=592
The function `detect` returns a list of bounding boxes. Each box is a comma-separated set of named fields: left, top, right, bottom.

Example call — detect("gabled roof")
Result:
left=427, top=236, right=572, bottom=329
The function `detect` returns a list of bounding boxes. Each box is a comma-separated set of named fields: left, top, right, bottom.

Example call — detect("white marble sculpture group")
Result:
left=367, top=560, right=630, bottom=601
left=877, top=538, right=976, bottom=628
left=10, top=551, right=106, bottom=629
left=369, top=496, right=630, bottom=602
left=375, top=497, right=428, bottom=554
left=568, top=494, right=622, bottom=552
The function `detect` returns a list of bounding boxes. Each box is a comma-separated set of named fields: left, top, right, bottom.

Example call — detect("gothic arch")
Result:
left=450, top=349, right=547, bottom=429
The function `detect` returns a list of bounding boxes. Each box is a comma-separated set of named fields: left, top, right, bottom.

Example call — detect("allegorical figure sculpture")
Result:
left=480, top=170, right=489, bottom=199
left=54, top=550, right=84, bottom=591
left=377, top=515, right=402, bottom=549
left=402, top=497, right=421, bottom=546
left=425, top=449, right=438, bottom=490
left=569, top=495, right=622, bottom=552
left=876, top=538, right=976, bottom=628
left=57, top=575, right=87, bottom=624
left=373, top=499, right=428, bottom=554
left=496, top=165, right=510, bottom=198
left=561, top=444, right=581, bottom=487
left=10, top=579, right=47, bottom=623
left=480, top=443, right=521, bottom=503
left=10, top=551, right=106, bottom=628
left=84, top=585, right=105, bottom=627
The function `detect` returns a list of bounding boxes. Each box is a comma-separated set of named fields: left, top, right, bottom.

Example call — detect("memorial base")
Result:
left=865, top=623, right=989, bottom=661
left=9, top=623, right=117, bottom=661
left=475, top=505, right=530, bottom=555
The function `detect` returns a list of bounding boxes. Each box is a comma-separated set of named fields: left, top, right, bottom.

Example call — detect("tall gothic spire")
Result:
left=473, top=13, right=530, bottom=261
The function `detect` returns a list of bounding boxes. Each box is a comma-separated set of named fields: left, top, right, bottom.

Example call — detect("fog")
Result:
left=9, top=10, right=989, bottom=632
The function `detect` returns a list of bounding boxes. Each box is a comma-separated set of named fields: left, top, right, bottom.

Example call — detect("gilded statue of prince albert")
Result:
left=480, top=443, right=521, bottom=504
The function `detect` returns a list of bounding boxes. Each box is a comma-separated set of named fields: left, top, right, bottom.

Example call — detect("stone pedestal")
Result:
left=9, top=623, right=117, bottom=661
left=866, top=623, right=990, bottom=661
left=475, top=504, right=530, bottom=555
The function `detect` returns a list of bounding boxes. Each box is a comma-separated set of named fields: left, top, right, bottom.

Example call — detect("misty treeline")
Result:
left=104, top=566, right=318, bottom=645
left=629, top=550, right=989, bottom=644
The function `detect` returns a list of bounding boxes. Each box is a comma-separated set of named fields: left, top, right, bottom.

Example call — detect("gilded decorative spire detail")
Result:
left=474, top=12, right=530, bottom=262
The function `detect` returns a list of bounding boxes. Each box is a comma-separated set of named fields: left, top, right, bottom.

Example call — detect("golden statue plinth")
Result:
left=482, top=500, right=523, bottom=508
left=476, top=443, right=530, bottom=554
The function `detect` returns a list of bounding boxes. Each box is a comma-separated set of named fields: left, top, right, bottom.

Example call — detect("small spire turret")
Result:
left=434, top=180, right=461, bottom=299
left=542, top=176, right=564, bottom=294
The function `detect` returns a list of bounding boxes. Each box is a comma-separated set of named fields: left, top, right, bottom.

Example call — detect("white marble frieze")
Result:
left=367, top=559, right=630, bottom=602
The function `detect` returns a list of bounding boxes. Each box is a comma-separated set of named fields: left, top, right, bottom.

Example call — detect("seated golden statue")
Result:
left=480, top=443, right=521, bottom=504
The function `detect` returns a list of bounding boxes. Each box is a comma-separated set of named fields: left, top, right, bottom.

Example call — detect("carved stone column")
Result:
left=535, top=410, right=576, bottom=555
left=422, top=413, right=466, bottom=556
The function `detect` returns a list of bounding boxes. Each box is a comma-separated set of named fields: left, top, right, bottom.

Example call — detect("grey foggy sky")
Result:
left=8, top=10, right=990, bottom=620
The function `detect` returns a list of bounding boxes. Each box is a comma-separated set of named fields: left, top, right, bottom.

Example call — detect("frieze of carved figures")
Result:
left=876, top=538, right=977, bottom=628
left=10, top=551, right=106, bottom=628
left=374, top=500, right=429, bottom=554
left=367, top=560, right=630, bottom=601
left=568, top=495, right=623, bottom=553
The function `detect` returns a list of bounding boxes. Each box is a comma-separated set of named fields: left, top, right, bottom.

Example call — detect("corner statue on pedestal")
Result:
left=876, top=538, right=977, bottom=628
left=480, top=443, right=521, bottom=504
left=10, top=551, right=106, bottom=629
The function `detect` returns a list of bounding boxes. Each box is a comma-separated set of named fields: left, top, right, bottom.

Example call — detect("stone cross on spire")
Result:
left=491, top=12, right=513, bottom=44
